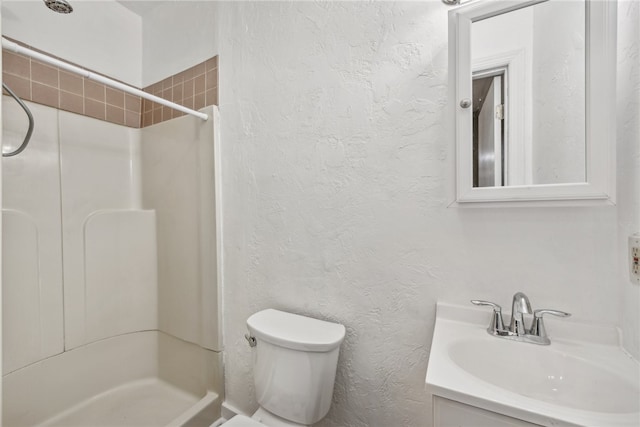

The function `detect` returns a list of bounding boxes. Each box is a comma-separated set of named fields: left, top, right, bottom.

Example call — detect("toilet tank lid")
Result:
left=247, top=309, right=346, bottom=352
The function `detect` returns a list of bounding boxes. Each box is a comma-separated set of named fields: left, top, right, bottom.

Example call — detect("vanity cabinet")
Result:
left=433, top=396, right=543, bottom=427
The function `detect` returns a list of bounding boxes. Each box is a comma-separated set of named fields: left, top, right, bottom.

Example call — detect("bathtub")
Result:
left=3, top=331, right=222, bottom=427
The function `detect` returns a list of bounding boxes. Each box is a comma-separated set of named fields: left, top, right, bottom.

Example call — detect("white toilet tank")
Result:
left=247, top=309, right=346, bottom=425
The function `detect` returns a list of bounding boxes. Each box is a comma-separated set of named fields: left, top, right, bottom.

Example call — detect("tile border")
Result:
left=142, top=57, right=218, bottom=127
left=2, top=38, right=218, bottom=129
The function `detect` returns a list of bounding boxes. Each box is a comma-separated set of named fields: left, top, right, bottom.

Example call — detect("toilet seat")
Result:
left=223, top=415, right=267, bottom=427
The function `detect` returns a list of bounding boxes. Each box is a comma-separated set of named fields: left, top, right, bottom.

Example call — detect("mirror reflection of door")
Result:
left=470, top=0, right=586, bottom=187
left=473, top=71, right=505, bottom=187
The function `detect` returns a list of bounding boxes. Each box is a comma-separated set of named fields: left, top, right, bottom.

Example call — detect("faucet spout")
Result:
left=509, top=292, right=532, bottom=335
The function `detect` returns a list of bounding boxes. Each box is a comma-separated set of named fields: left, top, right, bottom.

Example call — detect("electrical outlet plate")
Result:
left=630, top=233, right=640, bottom=284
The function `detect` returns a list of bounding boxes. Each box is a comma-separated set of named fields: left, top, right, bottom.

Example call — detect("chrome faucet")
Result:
left=509, top=292, right=532, bottom=336
left=471, top=292, right=570, bottom=345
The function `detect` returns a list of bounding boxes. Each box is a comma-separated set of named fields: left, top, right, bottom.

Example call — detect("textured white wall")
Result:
left=2, top=0, right=142, bottom=86
left=617, top=0, right=640, bottom=360
left=218, top=2, right=637, bottom=426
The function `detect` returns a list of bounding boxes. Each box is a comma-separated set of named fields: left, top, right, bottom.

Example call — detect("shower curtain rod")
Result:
left=1, top=37, right=209, bottom=121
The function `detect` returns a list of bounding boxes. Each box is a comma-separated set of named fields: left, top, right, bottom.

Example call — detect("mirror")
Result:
left=450, top=0, right=617, bottom=204
left=472, top=0, right=585, bottom=187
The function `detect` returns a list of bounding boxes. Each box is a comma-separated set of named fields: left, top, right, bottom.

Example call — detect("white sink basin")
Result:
left=426, top=303, right=640, bottom=427
left=449, top=339, right=640, bottom=414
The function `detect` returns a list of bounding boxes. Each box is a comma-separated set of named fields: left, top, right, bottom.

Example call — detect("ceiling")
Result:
left=116, top=1, right=164, bottom=18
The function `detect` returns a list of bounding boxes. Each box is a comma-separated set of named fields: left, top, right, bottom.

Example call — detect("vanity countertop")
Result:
left=425, top=303, right=640, bottom=427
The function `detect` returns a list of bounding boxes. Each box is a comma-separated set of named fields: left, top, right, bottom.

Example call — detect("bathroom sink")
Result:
left=426, top=303, right=640, bottom=427
left=449, top=339, right=639, bottom=414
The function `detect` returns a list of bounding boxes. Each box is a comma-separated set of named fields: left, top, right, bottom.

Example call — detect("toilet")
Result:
left=223, top=309, right=346, bottom=427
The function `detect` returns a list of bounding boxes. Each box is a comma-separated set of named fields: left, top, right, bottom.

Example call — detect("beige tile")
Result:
left=125, top=110, right=140, bottom=128
left=125, top=94, right=141, bottom=113
left=182, top=66, right=194, bottom=82
left=85, top=80, right=105, bottom=102
left=106, top=105, right=125, bottom=125
left=172, top=83, right=184, bottom=103
left=60, top=91, right=84, bottom=115
left=175, top=69, right=189, bottom=84
left=183, top=79, right=195, bottom=99
left=205, top=56, right=218, bottom=72
left=194, top=92, right=205, bottom=110
left=85, top=98, right=106, bottom=120
left=206, top=69, right=218, bottom=91
left=106, top=87, right=125, bottom=108
left=161, top=77, right=173, bottom=90
left=3, top=51, right=30, bottom=77
left=191, top=62, right=206, bottom=78
left=32, top=82, right=60, bottom=108
left=142, top=98, right=152, bottom=113
left=142, top=111, right=153, bottom=128
left=172, top=72, right=184, bottom=86
left=60, top=72, right=84, bottom=95
left=162, top=106, right=171, bottom=122
left=3, top=73, right=31, bottom=100
left=152, top=108, right=162, bottom=125
left=205, top=88, right=217, bottom=107
left=148, top=82, right=161, bottom=94
left=194, top=75, right=205, bottom=95
left=31, top=61, right=59, bottom=88
left=161, top=88, right=171, bottom=102
left=183, top=96, right=194, bottom=110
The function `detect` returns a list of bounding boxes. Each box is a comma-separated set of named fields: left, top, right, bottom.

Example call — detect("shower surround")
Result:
left=2, top=97, right=222, bottom=425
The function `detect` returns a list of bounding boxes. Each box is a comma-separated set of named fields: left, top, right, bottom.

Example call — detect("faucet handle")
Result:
left=530, top=309, right=571, bottom=342
left=534, top=309, right=571, bottom=318
left=471, top=300, right=505, bottom=333
left=471, top=300, right=501, bottom=310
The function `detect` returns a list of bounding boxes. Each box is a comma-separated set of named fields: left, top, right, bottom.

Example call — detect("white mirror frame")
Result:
left=450, top=0, right=617, bottom=206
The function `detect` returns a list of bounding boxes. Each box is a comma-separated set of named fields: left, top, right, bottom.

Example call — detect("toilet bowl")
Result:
left=222, top=309, right=346, bottom=427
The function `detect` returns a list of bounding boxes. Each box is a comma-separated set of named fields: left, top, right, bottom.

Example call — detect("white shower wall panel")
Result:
left=84, top=210, right=158, bottom=344
left=140, top=105, right=220, bottom=351
left=2, top=211, right=44, bottom=371
left=1, top=99, right=64, bottom=373
left=58, top=111, right=145, bottom=350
